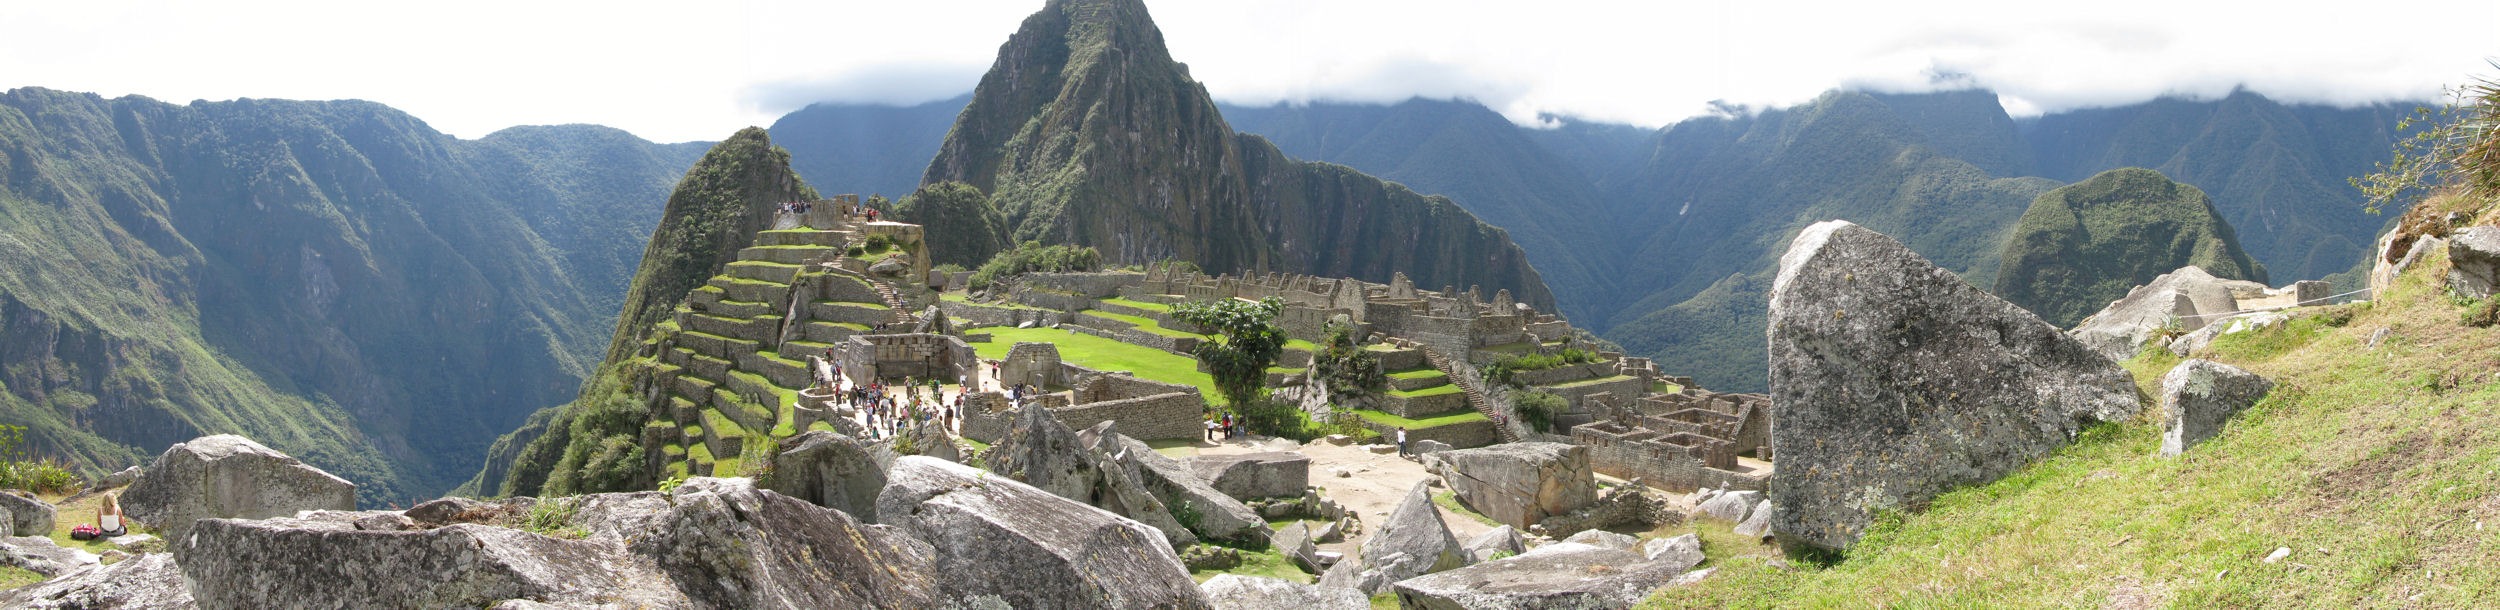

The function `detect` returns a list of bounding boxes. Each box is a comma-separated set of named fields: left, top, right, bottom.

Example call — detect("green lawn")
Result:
left=1100, top=297, right=1172, bottom=312
left=1546, top=374, right=1636, bottom=389
left=815, top=298, right=890, bottom=310
left=1348, top=408, right=1487, bottom=429
left=969, top=326, right=1228, bottom=406
left=1387, top=368, right=1447, bottom=380
left=1387, top=384, right=1462, bottom=398
left=1086, top=310, right=1202, bottom=339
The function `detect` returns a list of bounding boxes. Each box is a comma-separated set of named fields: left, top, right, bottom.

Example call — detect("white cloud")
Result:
left=1, top=0, right=2491, bottom=142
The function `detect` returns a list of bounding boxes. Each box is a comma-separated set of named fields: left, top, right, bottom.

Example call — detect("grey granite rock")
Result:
left=2068, top=266, right=2256, bottom=361
left=1183, top=451, right=1312, bottom=501
left=764, top=431, right=886, bottom=521
left=1199, top=574, right=1367, bottom=610
left=1114, top=434, right=1269, bottom=544
left=2159, top=359, right=2276, bottom=456
left=877, top=456, right=1212, bottom=609
left=1462, top=525, right=1526, bottom=563
left=1641, top=533, right=1705, bottom=572
left=1392, top=544, right=1689, bottom=610
left=1767, top=220, right=2140, bottom=553
left=0, top=552, right=193, bottom=609
left=1425, top=442, right=1597, bottom=530
left=1359, top=481, right=1470, bottom=585
left=121, top=435, right=356, bottom=541
left=0, top=491, right=56, bottom=538
left=2449, top=226, right=2500, bottom=299
left=987, top=406, right=1196, bottom=547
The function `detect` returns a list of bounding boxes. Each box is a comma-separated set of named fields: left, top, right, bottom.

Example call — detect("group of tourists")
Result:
left=816, top=368, right=965, bottom=441
left=776, top=200, right=815, bottom=215
left=1204, top=412, right=1246, bottom=441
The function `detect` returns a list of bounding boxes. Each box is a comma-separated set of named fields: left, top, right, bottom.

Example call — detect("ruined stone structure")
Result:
left=1569, top=390, right=1773, bottom=493
left=828, top=334, right=979, bottom=386
left=1000, top=342, right=1069, bottom=390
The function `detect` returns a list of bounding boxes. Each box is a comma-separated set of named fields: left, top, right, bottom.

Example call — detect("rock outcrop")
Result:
left=1462, top=525, right=1527, bottom=563
left=1114, top=434, right=1269, bottom=544
left=1767, top=220, right=2141, bottom=553
left=987, top=406, right=1196, bottom=547
left=1199, top=574, right=1368, bottom=610
left=1424, top=442, right=1597, bottom=530
left=174, top=478, right=943, bottom=610
left=1357, top=481, right=1470, bottom=587
left=1641, top=533, right=1706, bottom=572
left=121, top=435, right=357, bottom=541
left=0, top=491, right=56, bottom=538
left=877, top=456, right=1211, bottom=609
left=2159, top=359, right=2276, bottom=457
left=763, top=431, right=886, bottom=521
left=2450, top=226, right=2500, bottom=299
left=0, top=536, right=98, bottom=577
left=1184, top=451, right=1312, bottom=501
left=1694, top=490, right=1761, bottom=524
left=0, top=552, right=192, bottom=609
left=1392, top=543, right=1693, bottom=610
left=2068, top=266, right=2261, bottom=361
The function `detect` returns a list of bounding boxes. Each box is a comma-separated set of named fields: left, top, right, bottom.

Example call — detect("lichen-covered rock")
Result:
left=1462, top=525, right=1526, bottom=563
left=174, top=478, right=943, bottom=610
left=1732, top=500, right=1775, bottom=539
left=1199, top=574, right=1367, bottom=610
left=877, top=456, right=1212, bottom=609
left=1767, top=220, right=2141, bottom=553
left=0, top=536, right=98, bottom=577
left=2449, top=226, right=2500, bottom=299
left=1558, top=528, right=1638, bottom=551
left=1359, top=482, right=1469, bottom=585
left=764, top=431, right=885, bottom=521
left=1424, top=442, right=1596, bottom=530
left=0, top=552, right=194, bottom=609
left=2160, top=359, right=2276, bottom=457
left=1694, top=490, right=1759, bottom=524
left=0, top=491, right=56, bottom=537
left=1391, top=544, right=1690, bottom=610
left=1183, top=451, right=1311, bottom=501
left=877, top=420, right=964, bottom=465
left=1272, top=521, right=1319, bottom=573
left=987, top=406, right=1196, bottom=547
left=2069, top=266, right=2258, bottom=361
left=121, top=435, right=356, bottom=541
left=1114, top=434, right=1269, bottom=544
left=1641, top=533, right=1704, bottom=572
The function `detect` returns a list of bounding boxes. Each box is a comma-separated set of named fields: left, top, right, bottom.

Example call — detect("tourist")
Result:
left=1396, top=426, right=1408, bottom=456
left=1205, top=417, right=1217, bottom=442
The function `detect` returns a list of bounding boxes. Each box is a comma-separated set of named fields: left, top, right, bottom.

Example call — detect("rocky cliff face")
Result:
left=0, top=88, right=701, bottom=503
left=1993, top=168, right=2265, bottom=327
left=922, top=0, right=1554, bottom=310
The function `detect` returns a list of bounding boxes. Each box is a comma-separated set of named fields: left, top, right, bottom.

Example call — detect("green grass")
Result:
left=1546, top=374, right=1636, bottom=389
left=700, top=408, right=747, bottom=441
left=1188, top=545, right=1311, bottom=584
left=1650, top=381, right=1683, bottom=395
left=1386, top=384, right=1461, bottom=399
left=1086, top=310, right=1202, bottom=339
left=1100, top=297, right=1173, bottom=312
left=1283, top=339, right=1317, bottom=352
left=1432, top=489, right=1501, bottom=527
left=815, top=298, right=891, bottom=310
left=1386, top=368, right=1447, bottom=380
left=1648, top=259, right=2500, bottom=607
left=1348, top=408, right=1488, bottom=429
left=1475, top=342, right=1537, bottom=354
left=1148, top=438, right=1202, bottom=458
left=968, top=326, right=1230, bottom=406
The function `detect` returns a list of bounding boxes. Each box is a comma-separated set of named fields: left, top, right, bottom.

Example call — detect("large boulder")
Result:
left=1462, top=525, right=1527, bottom=563
left=121, top=435, right=356, bottom=541
left=0, top=536, right=98, bottom=577
left=1641, top=533, right=1705, bottom=572
left=1694, top=490, right=1760, bottom=524
left=2068, top=266, right=2257, bottom=361
left=1424, top=442, right=1597, bottom=530
left=1767, top=220, right=2141, bottom=553
left=0, top=552, right=193, bottom=609
left=1272, top=521, right=1320, bottom=573
left=0, top=491, right=56, bottom=537
left=2159, top=359, right=2276, bottom=457
left=1359, top=481, right=1469, bottom=585
left=762, top=431, right=885, bottom=521
left=1199, top=574, right=1368, bottom=610
left=1183, top=451, right=1312, bottom=501
left=1391, top=544, right=1692, bottom=610
left=1732, top=500, right=1775, bottom=539
left=175, top=478, right=943, bottom=610
left=1114, top=434, right=1270, bottom=544
left=877, top=456, right=1212, bottom=609
left=987, top=405, right=1196, bottom=547
left=2449, top=226, right=2500, bottom=299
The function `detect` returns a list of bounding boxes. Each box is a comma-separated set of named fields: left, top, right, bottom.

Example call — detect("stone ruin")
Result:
left=1569, top=390, right=1773, bottom=493
left=827, top=333, right=978, bottom=386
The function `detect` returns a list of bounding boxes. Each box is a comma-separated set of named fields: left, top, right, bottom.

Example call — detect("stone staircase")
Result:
left=868, top=277, right=920, bottom=328
left=1426, top=348, right=1519, bottom=444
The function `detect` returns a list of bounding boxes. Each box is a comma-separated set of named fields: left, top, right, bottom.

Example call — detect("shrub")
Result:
left=863, top=234, right=896, bottom=251
left=0, top=425, right=85, bottom=494
left=967, top=241, right=1104, bottom=291
left=522, top=498, right=586, bottom=539
left=1511, top=391, right=1566, bottom=433
left=1484, top=349, right=1601, bottom=387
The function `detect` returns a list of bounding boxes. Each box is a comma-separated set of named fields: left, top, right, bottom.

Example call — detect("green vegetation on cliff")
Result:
left=478, top=128, right=813, bottom=497
left=0, top=88, right=700, bottom=504
left=892, top=181, right=1010, bottom=268
left=605, top=127, right=817, bottom=361
left=1994, top=167, right=2266, bottom=327
left=922, top=0, right=1555, bottom=311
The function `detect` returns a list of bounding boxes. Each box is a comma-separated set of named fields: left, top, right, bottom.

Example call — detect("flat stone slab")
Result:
left=1392, top=545, right=1689, bottom=610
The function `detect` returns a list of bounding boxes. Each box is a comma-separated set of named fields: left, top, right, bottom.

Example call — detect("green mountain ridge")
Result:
left=0, top=88, right=702, bottom=503
left=1993, top=167, right=2267, bottom=327
left=920, top=0, right=1555, bottom=310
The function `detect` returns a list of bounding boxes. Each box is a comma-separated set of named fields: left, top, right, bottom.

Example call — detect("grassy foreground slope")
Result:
left=1646, top=242, right=2500, bottom=607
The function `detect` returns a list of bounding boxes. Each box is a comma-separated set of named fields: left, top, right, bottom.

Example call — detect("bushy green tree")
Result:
left=1173, top=297, right=1292, bottom=434
left=1510, top=391, right=1566, bottom=434
left=540, top=367, right=650, bottom=496
left=966, top=241, right=1105, bottom=290
left=1310, top=317, right=1384, bottom=402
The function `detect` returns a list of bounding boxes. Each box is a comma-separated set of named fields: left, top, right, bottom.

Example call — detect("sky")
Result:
left=3, top=0, right=2494, bottom=143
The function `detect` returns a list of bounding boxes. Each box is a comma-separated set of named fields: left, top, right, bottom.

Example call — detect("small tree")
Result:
left=1511, top=391, right=1566, bottom=434
left=1173, top=297, right=1292, bottom=434
left=2354, top=66, right=2500, bottom=213
left=1310, top=316, right=1385, bottom=403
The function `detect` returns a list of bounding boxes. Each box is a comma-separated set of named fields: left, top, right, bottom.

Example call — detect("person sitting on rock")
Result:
left=98, top=492, right=126, bottom=537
